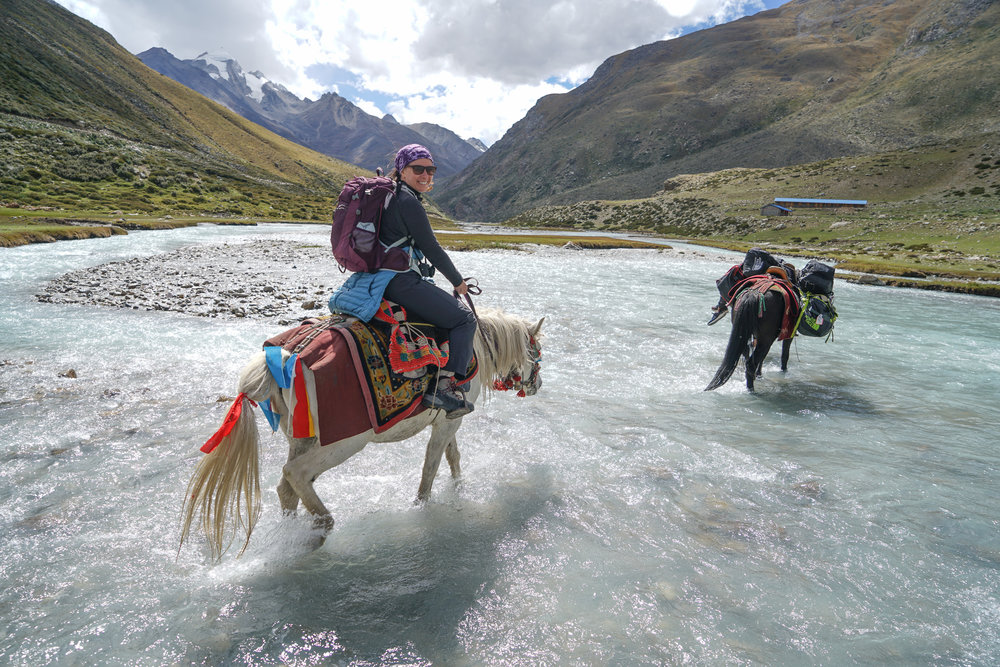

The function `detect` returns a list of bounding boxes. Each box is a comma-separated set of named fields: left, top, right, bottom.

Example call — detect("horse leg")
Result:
left=745, top=350, right=758, bottom=392
left=445, top=437, right=461, bottom=479
left=745, top=291, right=786, bottom=390
left=282, top=434, right=368, bottom=539
left=276, top=477, right=299, bottom=514
left=746, top=341, right=770, bottom=391
left=417, top=419, right=462, bottom=502
left=747, top=333, right=779, bottom=390
left=780, top=338, right=792, bottom=372
left=276, top=434, right=312, bottom=515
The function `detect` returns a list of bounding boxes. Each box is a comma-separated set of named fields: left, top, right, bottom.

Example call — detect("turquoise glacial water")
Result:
left=1, top=224, right=998, bottom=665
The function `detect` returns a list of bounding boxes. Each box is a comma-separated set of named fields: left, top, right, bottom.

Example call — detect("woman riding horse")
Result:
left=330, top=144, right=477, bottom=418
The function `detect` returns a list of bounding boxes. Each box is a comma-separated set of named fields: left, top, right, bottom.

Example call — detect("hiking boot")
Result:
left=428, top=367, right=469, bottom=392
left=422, top=376, right=474, bottom=419
left=707, top=305, right=728, bottom=326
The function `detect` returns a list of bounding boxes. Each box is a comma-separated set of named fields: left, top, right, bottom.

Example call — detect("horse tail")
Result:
left=179, top=352, right=275, bottom=561
left=705, top=291, right=758, bottom=391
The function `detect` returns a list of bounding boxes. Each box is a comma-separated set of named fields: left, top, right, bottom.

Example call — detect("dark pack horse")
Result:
left=705, top=269, right=800, bottom=392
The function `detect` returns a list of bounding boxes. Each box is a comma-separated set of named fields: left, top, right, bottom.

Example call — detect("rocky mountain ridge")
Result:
left=136, top=48, right=484, bottom=179
left=436, top=0, right=1000, bottom=221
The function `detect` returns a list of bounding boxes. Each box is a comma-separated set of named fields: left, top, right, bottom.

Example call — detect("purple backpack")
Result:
left=331, top=176, right=411, bottom=273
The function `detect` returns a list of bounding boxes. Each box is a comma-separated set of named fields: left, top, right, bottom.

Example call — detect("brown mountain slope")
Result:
left=436, top=0, right=1000, bottom=222
left=1, top=0, right=359, bottom=218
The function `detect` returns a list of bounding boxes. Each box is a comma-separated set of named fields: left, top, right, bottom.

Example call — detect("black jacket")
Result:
left=380, top=182, right=462, bottom=287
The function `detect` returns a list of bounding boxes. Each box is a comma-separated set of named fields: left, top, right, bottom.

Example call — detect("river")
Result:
left=1, top=223, right=998, bottom=665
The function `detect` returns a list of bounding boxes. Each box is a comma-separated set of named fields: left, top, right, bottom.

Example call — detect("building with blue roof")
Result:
left=774, top=197, right=868, bottom=209
left=761, top=203, right=792, bottom=216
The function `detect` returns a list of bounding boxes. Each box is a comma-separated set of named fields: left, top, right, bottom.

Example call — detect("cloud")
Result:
left=54, top=0, right=773, bottom=145
left=385, top=76, right=569, bottom=144
left=412, top=0, right=673, bottom=85
left=58, top=0, right=296, bottom=82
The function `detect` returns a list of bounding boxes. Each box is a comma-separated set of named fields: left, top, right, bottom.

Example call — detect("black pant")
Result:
left=384, top=271, right=477, bottom=375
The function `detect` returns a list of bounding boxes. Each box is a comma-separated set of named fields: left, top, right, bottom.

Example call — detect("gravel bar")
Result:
left=36, top=239, right=346, bottom=325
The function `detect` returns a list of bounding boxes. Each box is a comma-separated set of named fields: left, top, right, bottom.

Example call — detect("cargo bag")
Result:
left=799, top=259, right=835, bottom=295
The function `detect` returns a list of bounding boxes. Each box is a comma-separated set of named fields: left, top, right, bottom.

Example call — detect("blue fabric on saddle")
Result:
left=328, top=270, right=396, bottom=321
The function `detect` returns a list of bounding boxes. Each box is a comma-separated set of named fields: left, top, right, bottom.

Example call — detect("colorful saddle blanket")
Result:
left=728, top=274, right=802, bottom=341
left=262, top=304, right=477, bottom=446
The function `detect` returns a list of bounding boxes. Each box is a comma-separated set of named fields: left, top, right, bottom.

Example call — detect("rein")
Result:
left=455, top=277, right=482, bottom=322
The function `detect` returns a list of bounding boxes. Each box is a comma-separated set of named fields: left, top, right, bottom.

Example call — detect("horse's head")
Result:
left=519, top=319, right=544, bottom=396
left=490, top=317, right=544, bottom=397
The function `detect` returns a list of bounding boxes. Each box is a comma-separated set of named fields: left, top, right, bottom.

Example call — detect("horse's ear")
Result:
left=531, top=317, right=545, bottom=336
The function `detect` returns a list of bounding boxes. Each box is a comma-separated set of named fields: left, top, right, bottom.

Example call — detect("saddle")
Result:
left=727, top=271, right=802, bottom=340
left=262, top=300, right=477, bottom=446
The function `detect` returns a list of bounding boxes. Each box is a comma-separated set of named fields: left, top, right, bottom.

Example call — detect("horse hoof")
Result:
left=304, top=515, right=333, bottom=550
left=313, top=514, right=334, bottom=532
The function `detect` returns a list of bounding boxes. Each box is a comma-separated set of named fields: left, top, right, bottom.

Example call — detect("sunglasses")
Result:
left=408, top=165, right=437, bottom=175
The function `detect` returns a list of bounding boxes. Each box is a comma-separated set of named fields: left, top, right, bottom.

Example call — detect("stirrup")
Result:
left=445, top=401, right=473, bottom=420
left=421, top=392, right=474, bottom=419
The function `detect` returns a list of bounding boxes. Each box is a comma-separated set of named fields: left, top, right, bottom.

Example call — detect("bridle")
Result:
left=499, top=334, right=543, bottom=397
left=457, top=278, right=542, bottom=397
left=455, top=277, right=483, bottom=318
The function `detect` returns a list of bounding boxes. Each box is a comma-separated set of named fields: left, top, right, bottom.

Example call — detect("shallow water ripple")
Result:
left=1, top=225, right=998, bottom=665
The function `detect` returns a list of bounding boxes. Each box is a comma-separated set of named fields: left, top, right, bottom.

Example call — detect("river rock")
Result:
left=35, top=239, right=345, bottom=323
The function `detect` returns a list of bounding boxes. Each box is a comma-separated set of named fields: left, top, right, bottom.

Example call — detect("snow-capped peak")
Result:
left=190, top=50, right=276, bottom=103
left=245, top=70, right=268, bottom=103
left=193, top=49, right=238, bottom=83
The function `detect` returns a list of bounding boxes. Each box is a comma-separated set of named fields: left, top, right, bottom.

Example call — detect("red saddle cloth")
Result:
left=728, top=274, right=802, bottom=340
left=262, top=306, right=476, bottom=446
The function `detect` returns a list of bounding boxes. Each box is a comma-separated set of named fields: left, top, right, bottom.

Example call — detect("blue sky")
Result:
left=56, top=0, right=790, bottom=145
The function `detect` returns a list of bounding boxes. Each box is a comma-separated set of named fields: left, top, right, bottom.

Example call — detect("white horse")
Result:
left=180, top=308, right=544, bottom=561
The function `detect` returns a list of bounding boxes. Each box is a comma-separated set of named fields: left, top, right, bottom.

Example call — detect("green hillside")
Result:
left=505, top=133, right=1000, bottom=294
left=0, top=0, right=360, bottom=226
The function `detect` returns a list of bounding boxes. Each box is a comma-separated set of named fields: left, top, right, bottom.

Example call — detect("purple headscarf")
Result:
left=394, top=144, right=434, bottom=173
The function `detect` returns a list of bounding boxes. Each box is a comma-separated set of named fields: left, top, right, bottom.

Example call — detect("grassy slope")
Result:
left=503, top=133, right=1000, bottom=294
left=0, top=0, right=362, bottom=222
left=436, top=0, right=1000, bottom=222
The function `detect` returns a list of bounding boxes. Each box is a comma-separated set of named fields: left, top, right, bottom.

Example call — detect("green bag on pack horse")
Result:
left=797, top=293, right=837, bottom=337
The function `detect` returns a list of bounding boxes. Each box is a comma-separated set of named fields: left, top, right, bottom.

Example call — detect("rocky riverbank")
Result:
left=35, top=239, right=344, bottom=325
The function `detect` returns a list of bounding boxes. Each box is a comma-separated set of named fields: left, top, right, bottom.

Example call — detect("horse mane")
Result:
left=473, top=308, right=540, bottom=391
